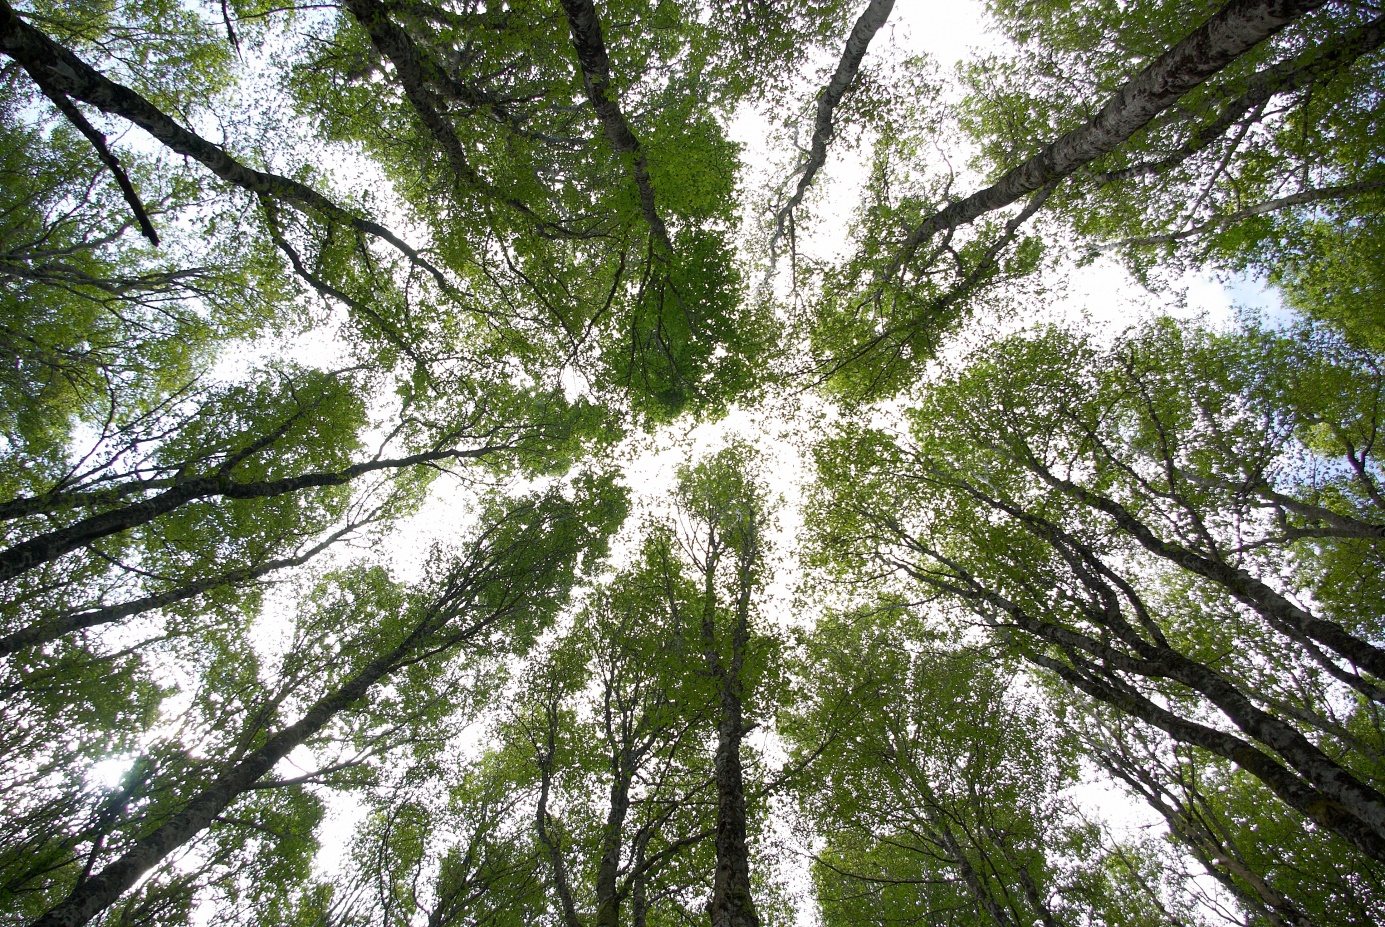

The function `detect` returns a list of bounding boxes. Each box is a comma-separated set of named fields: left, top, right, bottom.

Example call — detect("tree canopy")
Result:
left=2, top=0, right=1384, bottom=925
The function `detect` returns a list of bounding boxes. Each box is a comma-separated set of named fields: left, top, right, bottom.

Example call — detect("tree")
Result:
left=663, top=445, right=779, bottom=927
left=804, top=0, right=1385, bottom=398
left=808, top=317, right=1385, bottom=878
left=6, top=0, right=1385, bottom=925
left=512, top=578, right=719, bottom=927
left=16, top=476, right=625, bottom=927
left=788, top=605, right=1195, bottom=927
left=1077, top=705, right=1385, bottom=926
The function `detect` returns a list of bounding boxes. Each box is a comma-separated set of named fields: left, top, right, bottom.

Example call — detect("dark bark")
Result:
left=1011, top=861, right=1060, bottom=927
left=1099, top=749, right=1316, bottom=927
left=944, top=512, right=1385, bottom=844
left=29, top=607, right=440, bottom=927
left=1144, top=635, right=1385, bottom=836
left=341, top=0, right=560, bottom=230
left=28, top=508, right=558, bottom=927
left=768, top=0, right=895, bottom=261
left=594, top=771, right=631, bottom=927
left=918, top=472, right=1385, bottom=834
left=933, top=815, right=1019, bottom=927
left=703, top=542, right=759, bottom=927
left=1025, top=464, right=1385, bottom=686
left=0, top=443, right=500, bottom=584
left=888, top=751, right=1027, bottom=927
left=534, top=723, right=583, bottom=927
left=816, top=180, right=1057, bottom=383
left=0, top=0, right=445, bottom=284
left=558, top=0, right=671, bottom=251
left=890, top=520, right=1385, bottom=860
left=24, top=73, right=158, bottom=246
left=343, top=0, right=479, bottom=188
left=1028, top=645, right=1385, bottom=861
left=1178, top=470, right=1385, bottom=543
left=708, top=686, right=756, bottom=927
left=333, top=2, right=598, bottom=240
left=0, top=519, right=359, bottom=657
left=258, top=194, right=435, bottom=375
left=885, top=0, right=1326, bottom=278
left=630, top=862, right=648, bottom=927
left=0, top=480, right=176, bottom=524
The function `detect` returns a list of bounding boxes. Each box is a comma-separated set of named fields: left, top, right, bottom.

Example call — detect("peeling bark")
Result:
left=1092, top=13, right=1385, bottom=186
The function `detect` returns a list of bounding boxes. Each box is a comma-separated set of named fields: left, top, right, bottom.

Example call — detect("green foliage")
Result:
left=791, top=607, right=1144, bottom=927
left=6, top=2, right=1385, bottom=925
left=807, top=314, right=1385, bottom=922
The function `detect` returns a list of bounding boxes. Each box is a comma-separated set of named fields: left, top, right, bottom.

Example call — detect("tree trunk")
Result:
left=709, top=684, right=758, bottom=927
left=889, top=0, right=1326, bottom=273
left=933, top=816, right=1020, bottom=927
left=535, top=712, right=583, bottom=927
left=594, top=769, right=631, bottom=927
left=1032, top=468, right=1385, bottom=685
left=559, top=0, right=670, bottom=251
left=342, top=0, right=482, bottom=192
left=0, top=444, right=492, bottom=583
left=769, top=0, right=895, bottom=257
left=1094, top=13, right=1385, bottom=185
left=28, top=613, right=437, bottom=927
left=1028, top=648, right=1385, bottom=861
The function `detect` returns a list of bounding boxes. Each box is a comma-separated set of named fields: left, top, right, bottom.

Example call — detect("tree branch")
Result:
left=0, top=0, right=449, bottom=287
left=27, top=77, right=158, bottom=246
left=767, top=0, right=895, bottom=269
left=559, top=0, right=671, bottom=252
left=881, top=0, right=1326, bottom=282
left=1090, top=13, right=1385, bottom=186
left=1104, top=175, right=1385, bottom=248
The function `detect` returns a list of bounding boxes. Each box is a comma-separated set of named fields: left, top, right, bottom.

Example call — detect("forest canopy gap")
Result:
left=2, top=1, right=1384, bottom=926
